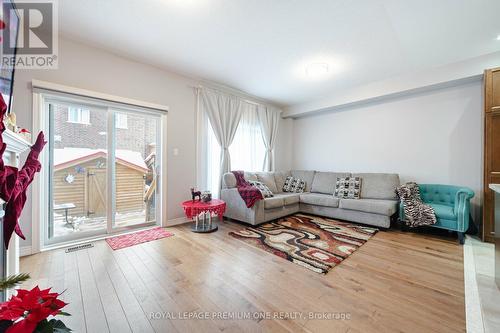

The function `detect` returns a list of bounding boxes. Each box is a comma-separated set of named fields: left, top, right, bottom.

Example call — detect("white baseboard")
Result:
left=20, top=246, right=33, bottom=257
left=167, top=217, right=191, bottom=226
left=21, top=219, right=189, bottom=257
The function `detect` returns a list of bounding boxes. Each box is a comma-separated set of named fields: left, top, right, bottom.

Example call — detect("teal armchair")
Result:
left=398, top=184, right=474, bottom=244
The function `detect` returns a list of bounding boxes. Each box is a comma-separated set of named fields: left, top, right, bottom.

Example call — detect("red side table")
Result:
left=181, top=199, right=226, bottom=233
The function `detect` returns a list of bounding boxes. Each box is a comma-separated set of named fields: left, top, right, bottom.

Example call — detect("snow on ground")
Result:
left=53, top=210, right=148, bottom=238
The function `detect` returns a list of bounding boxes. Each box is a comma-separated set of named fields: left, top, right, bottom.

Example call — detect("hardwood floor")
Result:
left=20, top=219, right=466, bottom=333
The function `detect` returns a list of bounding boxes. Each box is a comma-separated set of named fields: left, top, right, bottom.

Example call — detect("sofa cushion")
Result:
left=256, top=172, right=278, bottom=193
left=274, top=171, right=291, bottom=193
left=282, top=176, right=294, bottom=192
left=334, top=177, right=362, bottom=199
left=264, top=196, right=284, bottom=209
left=291, top=170, right=315, bottom=192
left=352, top=173, right=400, bottom=200
left=222, top=173, right=237, bottom=188
left=429, top=203, right=456, bottom=220
left=311, top=172, right=350, bottom=194
left=244, top=172, right=258, bottom=182
left=299, top=193, right=340, bottom=208
left=339, top=198, right=398, bottom=216
left=291, top=178, right=306, bottom=193
left=282, top=176, right=306, bottom=193
left=276, top=193, right=300, bottom=206
left=249, top=180, right=274, bottom=198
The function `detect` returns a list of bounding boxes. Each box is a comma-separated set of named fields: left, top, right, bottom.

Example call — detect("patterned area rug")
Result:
left=229, top=214, right=377, bottom=274
left=106, top=227, right=174, bottom=250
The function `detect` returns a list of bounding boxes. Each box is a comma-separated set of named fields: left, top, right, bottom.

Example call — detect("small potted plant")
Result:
left=0, top=274, right=72, bottom=333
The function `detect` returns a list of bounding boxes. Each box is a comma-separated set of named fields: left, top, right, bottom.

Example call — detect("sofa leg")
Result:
left=458, top=232, right=465, bottom=245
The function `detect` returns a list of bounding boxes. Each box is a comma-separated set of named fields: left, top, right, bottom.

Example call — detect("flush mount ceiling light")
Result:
left=305, top=62, right=330, bottom=79
left=169, top=0, right=206, bottom=9
left=497, top=34, right=500, bottom=41
left=294, top=57, right=343, bottom=81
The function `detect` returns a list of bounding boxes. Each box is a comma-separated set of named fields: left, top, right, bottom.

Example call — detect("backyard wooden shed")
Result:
left=53, top=148, right=149, bottom=218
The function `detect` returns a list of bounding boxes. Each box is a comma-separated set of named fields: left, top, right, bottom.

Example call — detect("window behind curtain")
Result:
left=201, top=103, right=265, bottom=198
left=229, top=104, right=265, bottom=172
left=206, top=120, right=221, bottom=198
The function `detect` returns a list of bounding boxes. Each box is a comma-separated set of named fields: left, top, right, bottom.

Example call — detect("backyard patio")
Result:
left=52, top=210, right=151, bottom=238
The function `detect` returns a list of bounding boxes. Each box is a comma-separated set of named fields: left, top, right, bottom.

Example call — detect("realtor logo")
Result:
left=1, top=0, right=58, bottom=69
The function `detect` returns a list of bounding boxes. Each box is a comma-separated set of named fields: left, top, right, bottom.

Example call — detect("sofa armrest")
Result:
left=454, top=188, right=474, bottom=232
left=220, top=188, right=245, bottom=211
left=220, top=188, right=263, bottom=224
left=222, top=172, right=237, bottom=189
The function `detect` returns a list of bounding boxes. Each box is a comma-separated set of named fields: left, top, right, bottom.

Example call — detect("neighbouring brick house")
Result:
left=53, top=104, right=157, bottom=158
left=51, top=104, right=158, bottom=222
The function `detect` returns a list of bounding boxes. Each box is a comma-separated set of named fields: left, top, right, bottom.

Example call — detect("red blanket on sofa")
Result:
left=232, top=171, right=263, bottom=208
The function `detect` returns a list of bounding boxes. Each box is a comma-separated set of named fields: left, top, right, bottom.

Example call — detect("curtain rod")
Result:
left=190, top=84, right=277, bottom=109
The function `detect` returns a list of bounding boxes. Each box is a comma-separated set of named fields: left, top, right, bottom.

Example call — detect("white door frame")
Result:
left=31, top=83, right=168, bottom=254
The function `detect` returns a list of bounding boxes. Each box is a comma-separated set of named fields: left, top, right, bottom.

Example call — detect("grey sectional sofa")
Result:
left=221, top=170, right=400, bottom=228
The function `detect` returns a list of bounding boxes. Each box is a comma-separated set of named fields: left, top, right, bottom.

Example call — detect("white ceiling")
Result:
left=58, top=0, right=500, bottom=106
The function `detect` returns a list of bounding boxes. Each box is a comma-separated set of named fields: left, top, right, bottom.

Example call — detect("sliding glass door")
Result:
left=111, top=109, right=160, bottom=230
left=48, top=101, right=108, bottom=241
left=44, top=95, right=163, bottom=246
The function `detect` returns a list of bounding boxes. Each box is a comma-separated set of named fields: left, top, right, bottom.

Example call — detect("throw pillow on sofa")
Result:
left=334, top=177, right=362, bottom=199
left=282, top=176, right=306, bottom=193
left=290, top=178, right=306, bottom=193
left=282, top=176, right=294, bottom=192
left=249, top=180, right=274, bottom=198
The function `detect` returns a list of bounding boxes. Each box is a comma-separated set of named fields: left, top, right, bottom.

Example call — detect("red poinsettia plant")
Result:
left=0, top=286, right=71, bottom=333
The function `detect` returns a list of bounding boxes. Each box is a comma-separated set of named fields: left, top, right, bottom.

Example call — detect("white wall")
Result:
left=274, top=117, right=293, bottom=171
left=291, top=80, right=483, bottom=220
left=12, top=37, right=292, bottom=249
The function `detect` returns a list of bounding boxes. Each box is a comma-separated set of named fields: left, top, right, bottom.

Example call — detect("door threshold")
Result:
left=41, top=224, right=159, bottom=253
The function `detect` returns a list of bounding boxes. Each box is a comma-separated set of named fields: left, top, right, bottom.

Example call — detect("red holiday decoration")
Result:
left=0, top=16, right=70, bottom=333
left=0, top=18, right=4, bottom=42
left=0, top=15, right=45, bottom=248
left=0, top=286, right=68, bottom=333
left=0, top=90, right=46, bottom=248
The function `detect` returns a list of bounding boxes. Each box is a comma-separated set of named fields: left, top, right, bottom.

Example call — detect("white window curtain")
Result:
left=200, top=88, right=243, bottom=191
left=257, top=105, right=280, bottom=172
left=196, top=106, right=222, bottom=198
left=196, top=87, right=280, bottom=198
left=230, top=102, right=266, bottom=173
